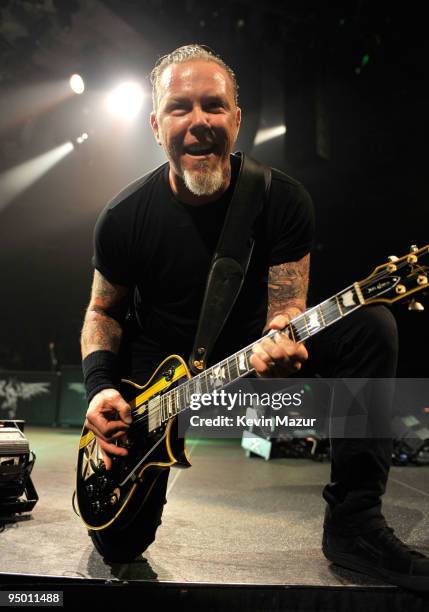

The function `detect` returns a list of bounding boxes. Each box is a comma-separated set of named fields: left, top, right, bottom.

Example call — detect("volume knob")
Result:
left=86, top=484, right=94, bottom=497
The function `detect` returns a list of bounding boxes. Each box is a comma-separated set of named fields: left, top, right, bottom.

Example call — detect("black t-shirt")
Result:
left=93, top=155, right=314, bottom=381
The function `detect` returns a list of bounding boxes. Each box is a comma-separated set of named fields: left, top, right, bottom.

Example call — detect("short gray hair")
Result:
left=150, top=44, right=239, bottom=113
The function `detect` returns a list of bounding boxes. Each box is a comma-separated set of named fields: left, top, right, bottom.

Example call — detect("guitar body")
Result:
left=75, top=355, right=192, bottom=538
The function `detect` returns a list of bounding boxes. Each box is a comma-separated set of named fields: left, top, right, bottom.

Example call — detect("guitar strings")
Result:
left=129, top=288, right=356, bottom=427
left=129, top=274, right=401, bottom=429
left=128, top=257, right=421, bottom=430
left=128, top=293, right=367, bottom=427
left=128, top=300, right=358, bottom=430
left=128, top=299, right=347, bottom=430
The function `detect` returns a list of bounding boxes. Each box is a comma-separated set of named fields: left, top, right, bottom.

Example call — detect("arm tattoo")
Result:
left=81, top=271, right=130, bottom=358
left=266, top=253, right=310, bottom=324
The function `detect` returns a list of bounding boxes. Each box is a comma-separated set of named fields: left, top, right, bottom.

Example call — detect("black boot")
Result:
left=322, top=526, right=429, bottom=592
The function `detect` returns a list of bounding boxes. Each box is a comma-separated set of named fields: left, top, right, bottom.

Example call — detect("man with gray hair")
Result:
left=80, top=44, right=428, bottom=591
left=150, top=44, right=242, bottom=201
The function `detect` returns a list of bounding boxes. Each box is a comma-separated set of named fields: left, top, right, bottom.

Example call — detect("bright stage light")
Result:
left=76, top=132, right=89, bottom=144
left=70, top=74, right=85, bottom=94
left=0, top=141, right=74, bottom=212
left=254, top=124, right=287, bottom=146
left=106, top=82, right=144, bottom=119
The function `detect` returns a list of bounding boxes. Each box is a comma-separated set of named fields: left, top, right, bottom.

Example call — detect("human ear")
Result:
left=150, top=111, right=162, bottom=145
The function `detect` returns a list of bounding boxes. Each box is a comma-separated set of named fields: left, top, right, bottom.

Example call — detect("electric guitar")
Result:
left=75, top=244, right=428, bottom=532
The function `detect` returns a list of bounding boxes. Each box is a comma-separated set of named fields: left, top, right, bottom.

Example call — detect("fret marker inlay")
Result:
left=210, top=365, right=226, bottom=386
left=308, top=312, right=321, bottom=330
left=341, top=290, right=356, bottom=308
left=238, top=353, right=247, bottom=371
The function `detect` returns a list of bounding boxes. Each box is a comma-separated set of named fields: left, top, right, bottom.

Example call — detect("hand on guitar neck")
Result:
left=250, top=312, right=309, bottom=378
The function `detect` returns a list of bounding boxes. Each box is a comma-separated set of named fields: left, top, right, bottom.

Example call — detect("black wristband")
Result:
left=82, top=350, right=120, bottom=403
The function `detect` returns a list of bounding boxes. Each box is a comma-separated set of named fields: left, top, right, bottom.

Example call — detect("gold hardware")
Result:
left=387, top=264, right=397, bottom=272
left=193, top=360, right=204, bottom=370
left=388, top=255, right=399, bottom=262
left=408, top=299, right=425, bottom=312
left=410, top=244, right=418, bottom=253
left=417, top=275, right=428, bottom=285
left=395, top=284, right=406, bottom=294
left=407, top=254, right=418, bottom=263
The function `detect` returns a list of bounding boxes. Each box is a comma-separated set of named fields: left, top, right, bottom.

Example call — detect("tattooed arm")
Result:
left=81, top=270, right=132, bottom=470
left=81, top=269, right=129, bottom=358
left=250, top=253, right=310, bottom=377
left=264, top=253, right=310, bottom=330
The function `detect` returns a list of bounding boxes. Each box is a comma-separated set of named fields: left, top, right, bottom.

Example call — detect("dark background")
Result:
left=0, top=1, right=427, bottom=375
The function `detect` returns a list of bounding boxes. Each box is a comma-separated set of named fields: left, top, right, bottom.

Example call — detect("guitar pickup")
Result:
left=148, top=396, right=161, bottom=432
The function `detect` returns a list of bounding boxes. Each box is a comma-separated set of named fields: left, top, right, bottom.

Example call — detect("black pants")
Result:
left=299, top=304, right=398, bottom=536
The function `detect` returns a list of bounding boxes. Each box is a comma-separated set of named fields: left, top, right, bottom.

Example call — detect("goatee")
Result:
left=183, top=162, right=224, bottom=196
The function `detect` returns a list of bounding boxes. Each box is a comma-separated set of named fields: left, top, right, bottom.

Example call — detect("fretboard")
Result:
left=158, top=282, right=364, bottom=422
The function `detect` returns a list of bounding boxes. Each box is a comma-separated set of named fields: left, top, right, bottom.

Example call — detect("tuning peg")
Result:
left=410, top=244, right=419, bottom=253
left=387, top=255, right=399, bottom=272
left=408, top=299, right=424, bottom=312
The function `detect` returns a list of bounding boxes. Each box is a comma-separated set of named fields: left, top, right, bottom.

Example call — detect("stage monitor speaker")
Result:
left=0, top=420, right=38, bottom=519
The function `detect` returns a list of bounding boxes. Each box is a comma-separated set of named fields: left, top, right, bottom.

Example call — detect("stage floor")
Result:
left=1, top=427, right=428, bottom=589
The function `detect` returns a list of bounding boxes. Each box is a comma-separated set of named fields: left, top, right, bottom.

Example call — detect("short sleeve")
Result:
left=92, top=206, right=133, bottom=286
left=267, top=178, right=315, bottom=266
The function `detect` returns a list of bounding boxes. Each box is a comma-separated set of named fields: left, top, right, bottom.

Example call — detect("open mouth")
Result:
left=184, top=143, right=216, bottom=157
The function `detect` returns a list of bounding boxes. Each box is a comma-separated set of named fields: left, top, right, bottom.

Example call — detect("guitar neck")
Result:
left=159, top=282, right=364, bottom=421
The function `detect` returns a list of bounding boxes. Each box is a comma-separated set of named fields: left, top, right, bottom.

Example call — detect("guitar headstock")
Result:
left=359, top=244, right=429, bottom=310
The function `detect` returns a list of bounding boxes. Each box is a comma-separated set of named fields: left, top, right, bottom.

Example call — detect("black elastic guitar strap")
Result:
left=189, top=152, right=272, bottom=374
